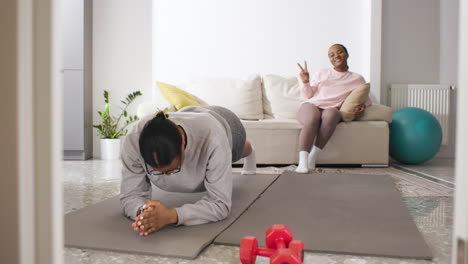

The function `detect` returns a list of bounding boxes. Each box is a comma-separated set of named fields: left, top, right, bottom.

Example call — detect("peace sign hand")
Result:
left=297, top=61, right=310, bottom=84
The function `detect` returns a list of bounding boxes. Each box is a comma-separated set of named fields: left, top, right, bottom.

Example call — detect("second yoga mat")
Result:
left=215, top=171, right=432, bottom=259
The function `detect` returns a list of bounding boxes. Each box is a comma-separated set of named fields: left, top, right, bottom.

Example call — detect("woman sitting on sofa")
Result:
left=120, top=105, right=256, bottom=236
left=295, top=44, right=371, bottom=173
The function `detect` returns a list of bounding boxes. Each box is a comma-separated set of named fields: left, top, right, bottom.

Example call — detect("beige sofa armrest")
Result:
left=356, top=104, right=393, bottom=123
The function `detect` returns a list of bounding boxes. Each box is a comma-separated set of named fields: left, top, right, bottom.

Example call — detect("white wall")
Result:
left=440, top=0, right=459, bottom=86
left=381, top=0, right=441, bottom=105
left=370, top=0, right=382, bottom=103
left=381, top=0, right=458, bottom=158
left=153, top=0, right=373, bottom=104
left=93, top=0, right=152, bottom=157
left=439, top=0, right=459, bottom=158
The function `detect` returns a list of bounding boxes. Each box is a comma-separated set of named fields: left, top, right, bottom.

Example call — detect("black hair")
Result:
left=332, top=43, right=349, bottom=56
left=139, top=111, right=182, bottom=168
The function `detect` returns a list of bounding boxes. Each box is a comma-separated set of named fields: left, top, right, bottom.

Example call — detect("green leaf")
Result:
left=101, top=104, right=110, bottom=119
left=104, top=90, right=109, bottom=104
left=94, top=90, right=142, bottom=138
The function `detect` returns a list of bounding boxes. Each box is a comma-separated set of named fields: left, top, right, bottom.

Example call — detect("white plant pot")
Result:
left=100, top=138, right=121, bottom=160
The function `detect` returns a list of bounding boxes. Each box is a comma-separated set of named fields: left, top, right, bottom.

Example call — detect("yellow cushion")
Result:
left=157, top=81, right=201, bottom=110
left=340, top=83, right=370, bottom=122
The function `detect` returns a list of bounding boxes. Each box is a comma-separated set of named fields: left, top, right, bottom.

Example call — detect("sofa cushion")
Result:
left=157, top=81, right=201, bottom=110
left=262, top=75, right=304, bottom=119
left=178, top=75, right=263, bottom=120
left=357, top=104, right=393, bottom=123
left=317, top=121, right=389, bottom=164
left=339, top=83, right=370, bottom=121
left=241, top=118, right=302, bottom=130
left=239, top=118, right=389, bottom=165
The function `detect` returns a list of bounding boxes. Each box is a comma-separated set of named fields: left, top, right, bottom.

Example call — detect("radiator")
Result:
left=390, top=84, right=451, bottom=145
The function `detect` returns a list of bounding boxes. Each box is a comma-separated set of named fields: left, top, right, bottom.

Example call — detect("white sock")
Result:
left=241, top=146, right=256, bottom=175
left=308, top=146, right=322, bottom=170
left=295, top=151, right=309, bottom=173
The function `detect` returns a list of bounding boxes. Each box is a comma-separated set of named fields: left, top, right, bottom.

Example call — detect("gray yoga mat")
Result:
left=215, top=171, right=432, bottom=260
left=65, top=173, right=279, bottom=259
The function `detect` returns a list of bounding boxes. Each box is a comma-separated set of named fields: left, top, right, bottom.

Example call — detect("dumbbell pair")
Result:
left=240, top=224, right=304, bottom=264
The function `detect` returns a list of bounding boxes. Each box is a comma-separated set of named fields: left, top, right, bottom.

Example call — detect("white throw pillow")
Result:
left=262, top=75, right=304, bottom=119
left=178, top=75, right=263, bottom=120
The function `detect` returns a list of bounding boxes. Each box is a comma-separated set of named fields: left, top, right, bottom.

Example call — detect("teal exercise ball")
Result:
left=389, top=107, right=442, bottom=164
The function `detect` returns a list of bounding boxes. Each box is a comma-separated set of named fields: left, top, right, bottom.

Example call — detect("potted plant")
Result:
left=93, top=90, right=142, bottom=160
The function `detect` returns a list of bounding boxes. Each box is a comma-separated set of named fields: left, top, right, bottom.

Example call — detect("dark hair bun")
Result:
left=155, top=111, right=168, bottom=119
left=140, top=110, right=181, bottom=167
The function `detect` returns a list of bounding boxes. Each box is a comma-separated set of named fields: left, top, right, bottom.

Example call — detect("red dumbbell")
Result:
left=240, top=224, right=304, bottom=264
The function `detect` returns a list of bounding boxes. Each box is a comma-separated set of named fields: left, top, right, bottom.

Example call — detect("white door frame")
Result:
left=17, top=0, right=63, bottom=263
left=17, top=1, right=35, bottom=263
left=453, top=0, right=468, bottom=263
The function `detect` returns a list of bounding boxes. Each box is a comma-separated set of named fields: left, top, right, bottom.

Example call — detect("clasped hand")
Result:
left=132, top=200, right=178, bottom=236
left=353, top=104, right=366, bottom=118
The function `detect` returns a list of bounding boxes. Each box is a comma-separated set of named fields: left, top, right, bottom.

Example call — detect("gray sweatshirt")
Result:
left=120, top=111, right=233, bottom=226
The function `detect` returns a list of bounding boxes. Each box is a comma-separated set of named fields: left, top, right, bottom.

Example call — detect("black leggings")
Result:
left=297, top=103, right=341, bottom=151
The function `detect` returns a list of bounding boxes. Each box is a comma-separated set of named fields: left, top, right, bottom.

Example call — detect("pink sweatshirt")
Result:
left=301, top=68, right=371, bottom=109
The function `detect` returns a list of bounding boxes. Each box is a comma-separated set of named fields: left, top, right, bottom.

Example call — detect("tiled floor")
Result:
left=63, top=160, right=454, bottom=264
left=391, top=158, right=455, bottom=187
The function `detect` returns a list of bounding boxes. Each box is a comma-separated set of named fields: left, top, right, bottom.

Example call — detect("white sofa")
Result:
left=137, top=75, right=392, bottom=166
